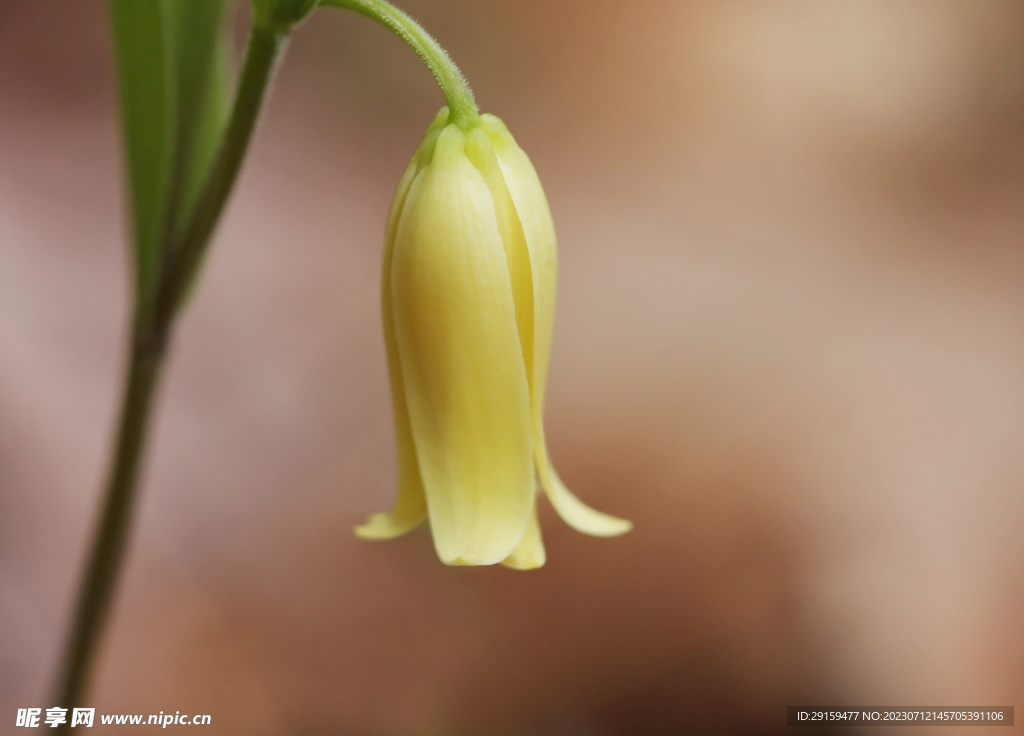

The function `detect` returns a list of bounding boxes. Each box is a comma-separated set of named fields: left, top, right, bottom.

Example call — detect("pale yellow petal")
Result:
left=355, top=133, right=427, bottom=540
left=480, top=115, right=555, bottom=412
left=391, top=124, right=534, bottom=566
left=414, top=107, right=451, bottom=172
left=464, top=128, right=534, bottom=385
left=482, top=114, right=631, bottom=538
left=354, top=507, right=425, bottom=540
left=544, top=462, right=632, bottom=537
left=355, top=110, right=453, bottom=541
left=501, top=500, right=546, bottom=570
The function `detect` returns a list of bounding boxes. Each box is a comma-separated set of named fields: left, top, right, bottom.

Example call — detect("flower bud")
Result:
left=356, top=109, right=631, bottom=568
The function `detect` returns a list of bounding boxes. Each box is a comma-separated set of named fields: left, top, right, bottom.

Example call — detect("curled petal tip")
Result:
left=543, top=467, right=633, bottom=537
left=501, top=504, right=546, bottom=569
left=354, top=511, right=425, bottom=540
left=501, top=557, right=545, bottom=571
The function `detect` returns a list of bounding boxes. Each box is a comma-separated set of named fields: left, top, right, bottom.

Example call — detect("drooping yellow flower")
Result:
left=355, top=109, right=631, bottom=569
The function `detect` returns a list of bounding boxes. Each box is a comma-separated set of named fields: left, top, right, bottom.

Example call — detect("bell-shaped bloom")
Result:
left=355, top=108, right=631, bottom=569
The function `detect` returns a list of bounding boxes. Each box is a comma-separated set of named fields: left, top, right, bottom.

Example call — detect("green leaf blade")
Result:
left=108, top=0, right=232, bottom=315
left=109, top=0, right=175, bottom=309
left=166, top=0, right=233, bottom=242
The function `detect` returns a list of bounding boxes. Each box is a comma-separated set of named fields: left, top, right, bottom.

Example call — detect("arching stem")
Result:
left=321, top=0, right=480, bottom=129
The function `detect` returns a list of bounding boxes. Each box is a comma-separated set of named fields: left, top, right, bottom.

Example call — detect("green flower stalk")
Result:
left=355, top=109, right=632, bottom=568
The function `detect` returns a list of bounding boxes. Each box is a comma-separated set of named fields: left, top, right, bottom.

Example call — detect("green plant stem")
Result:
left=321, top=0, right=480, bottom=129
left=51, top=331, right=164, bottom=717
left=50, top=19, right=289, bottom=725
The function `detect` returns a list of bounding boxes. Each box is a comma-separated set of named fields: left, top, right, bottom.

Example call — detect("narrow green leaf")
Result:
left=109, top=0, right=232, bottom=313
left=165, top=0, right=233, bottom=243
left=109, top=0, right=174, bottom=308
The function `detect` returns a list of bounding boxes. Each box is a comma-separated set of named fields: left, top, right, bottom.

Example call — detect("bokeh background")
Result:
left=2, top=1, right=1024, bottom=733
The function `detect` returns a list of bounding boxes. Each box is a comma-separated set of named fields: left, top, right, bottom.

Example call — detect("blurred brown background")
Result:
left=2, top=1, right=1024, bottom=734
